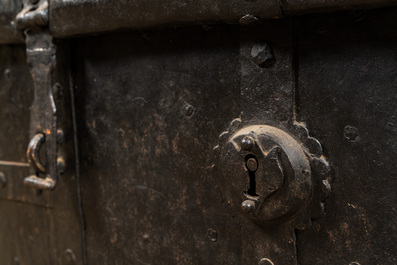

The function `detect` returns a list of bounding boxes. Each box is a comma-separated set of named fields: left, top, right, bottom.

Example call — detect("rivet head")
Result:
left=207, top=228, right=217, bottom=242
left=56, top=129, right=65, bottom=144
left=183, top=103, right=194, bottom=117
left=239, top=14, right=261, bottom=26
left=344, top=125, right=359, bottom=142
left=259, top=258, right=274, bottom=265
left=241, top=136, right=254, bottom=151
left=57, top=157, right=66, bottom=174
left=241, top=200, right=256, bottom=214
left=142, top=233, right=150, bottom=242
left=52, top=83, right=63, bottom=100
left=63, top=249, right=76, bottom=265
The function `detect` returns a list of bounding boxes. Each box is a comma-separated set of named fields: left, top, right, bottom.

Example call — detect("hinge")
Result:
left=16, top=0, right=68, bottom=190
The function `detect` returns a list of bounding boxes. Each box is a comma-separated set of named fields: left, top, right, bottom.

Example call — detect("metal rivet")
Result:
left=52, top=83, right=63, bottom=100
left=64, top=249, right=76, bottom=265
left=344, top=125, right=359, bottom=142
left=56, top=129, right=65, bottom=144
left=183, top=103, right=194, bottom=117
left=207, top=228, right=217, bottom=242
left=246, top=157, right=258, bottom=172
left=259, top=258, right=274, bottom=265
left=57, top=157, right=66, bottom=174
left=239, top=14, right=261, bottom=26
left=142, top=233, right=150, bottom=242
left=0, top=172, right=6, bottom=188
left=241, top=200, right=256, bottom=214
left=241, top=136, right=254, bottom=151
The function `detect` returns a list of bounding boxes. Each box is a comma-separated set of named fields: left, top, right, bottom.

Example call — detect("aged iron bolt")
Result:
left=344, top=125, right=359, bottom=142
left=241, top=136, right=254, bottom=151
left=142, top=233, right=150, bottom=241
left=241, top=200, right=256, bottom=213
left=246, top=157, right=258, bottom=172
left=53, top=83, right=63, bottom=100
left=64, top=249, right=76, bottom=265
left=57, top=157, right=66, bottom=174
left=239, top=14, right=261, bottom=26
left=0, top=172, right=6, bottom=188
left=57, top=129, right=65, bottom=144
left=207, top=228, right=217, bottom=242
left=251, top=43, right=275, bottom=68
left=258, top=258, right=274, bottom=265
left=183, top=103, right=194, bottom=116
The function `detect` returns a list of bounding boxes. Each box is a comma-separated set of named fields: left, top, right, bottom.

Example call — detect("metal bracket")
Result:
left=16, top=0, right=65, bottom=190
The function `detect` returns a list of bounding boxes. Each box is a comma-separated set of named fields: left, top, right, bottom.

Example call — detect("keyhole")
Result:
left=245, top=155, right=258, bottom=196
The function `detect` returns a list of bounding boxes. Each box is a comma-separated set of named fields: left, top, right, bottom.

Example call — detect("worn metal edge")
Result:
left=1, top=0, right=397, bottom=43
left=48, top=0, right=397, bottom=38
left=48, top=0, right=281, bottom=38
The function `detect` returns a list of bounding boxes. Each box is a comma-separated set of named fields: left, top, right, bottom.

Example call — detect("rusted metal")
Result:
left=63, top=10, right=396, bottom=263
left=15, top=0, right=48, bottom=29
left=26, top=133, right=46, bottom=173
left=213, top=121, right=330, bottom=264
left=210, top=19, right=333, bottom=264
left=0, top=1, right=397, bottom=265
left=16, top=0, right=65, bottom=190
left=0, top=31, right=84, bottom=264
left=1, top=0, right=397, bottom=43
left=24, top=132, right=58, bottom=189
left=48, top=0, right=397, bottom=38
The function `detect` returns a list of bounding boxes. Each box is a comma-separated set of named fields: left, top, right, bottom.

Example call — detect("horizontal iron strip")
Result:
left=1, top=0, right=397, bottom=42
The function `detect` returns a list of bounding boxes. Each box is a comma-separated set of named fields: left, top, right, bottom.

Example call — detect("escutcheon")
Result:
left=213, top=118, right=331, bottom=264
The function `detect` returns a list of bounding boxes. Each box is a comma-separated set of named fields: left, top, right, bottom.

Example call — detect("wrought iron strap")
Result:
left=49, top=0, right=397, bottom=38
left=211, top=20, right=331, bottom=264
left=1, top=0, right=397, bottom=43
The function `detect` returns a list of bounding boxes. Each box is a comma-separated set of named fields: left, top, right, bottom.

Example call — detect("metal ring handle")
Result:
left=26, top=133, right=46, bottom=174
